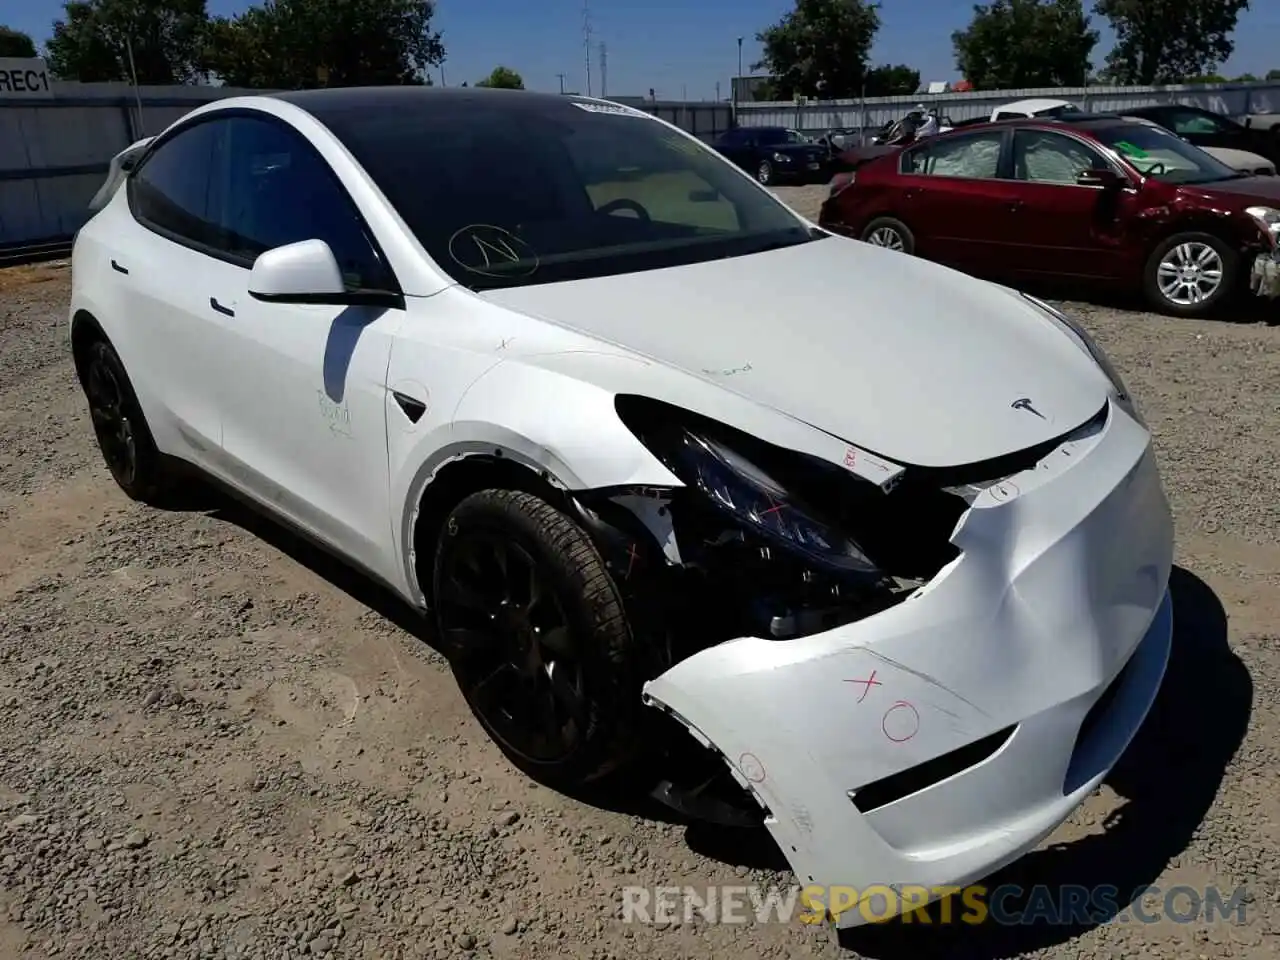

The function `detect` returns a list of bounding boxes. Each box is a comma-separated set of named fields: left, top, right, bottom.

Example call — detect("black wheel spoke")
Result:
left=438, top=525, right=589, bottom=765
left=544, top=660, right=585, bottom=725
left=438, top=572, right=493, bottom=616
left=539, top=625, right=573, bottom=659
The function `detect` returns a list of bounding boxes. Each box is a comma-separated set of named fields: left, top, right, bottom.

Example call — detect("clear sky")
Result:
left=7, top=0, right=1280, bottom=99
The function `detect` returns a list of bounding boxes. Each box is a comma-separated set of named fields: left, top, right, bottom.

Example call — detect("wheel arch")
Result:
left=69, top=309, right=108, bottom=385
left=406, top=446, right=575, bottom=605
left=1143, top=211, right=1254, bottom=263
left=400, top=432, right=679, bottom=611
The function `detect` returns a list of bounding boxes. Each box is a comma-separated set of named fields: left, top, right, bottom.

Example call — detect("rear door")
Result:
left=891, top=129, right=1024, bottom=273
left=114, top=117, right=241, bottom=468
left=999, top=128, right=1133, bottom=281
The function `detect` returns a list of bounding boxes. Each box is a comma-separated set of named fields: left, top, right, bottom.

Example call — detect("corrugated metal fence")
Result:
left=3, top=79, right=1279, bottom=251
left=0, top=83, right=264, bottom=251
left=735, top=81, right=1280, bottom=133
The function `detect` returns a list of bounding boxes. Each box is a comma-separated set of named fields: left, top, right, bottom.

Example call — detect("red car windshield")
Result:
left=1093, top=123, right=1242, bottom=184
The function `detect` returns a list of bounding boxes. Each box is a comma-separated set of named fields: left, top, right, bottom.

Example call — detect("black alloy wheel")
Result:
left=433, top=490, right=640, bottom=786
left=85, top=341, right=140, bottom=489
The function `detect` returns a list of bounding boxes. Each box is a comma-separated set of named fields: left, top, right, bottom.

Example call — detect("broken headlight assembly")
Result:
left=1021, top=293, right=1144, bottom=426
left=669, top=430, right=881, bottom=578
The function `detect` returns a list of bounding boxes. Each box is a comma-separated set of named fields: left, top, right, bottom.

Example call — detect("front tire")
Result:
left=78, top=337, right=172, bottom=504
left=860, top=216, right=915, bottom=255
left=433, top=489, right=641, bottom=788
left=756, top=159, right=774, bottom=185
left=1143, top=231, right=1237, bottom=317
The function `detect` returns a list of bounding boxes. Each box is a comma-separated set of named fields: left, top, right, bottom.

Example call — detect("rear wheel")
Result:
left=433, top=489, right=641, bottom=788
left=1143, top=231, right=1237, bottom=317
left=79, top=337, right=173, bottom=503
left=860, top=216, right=915, bottom=255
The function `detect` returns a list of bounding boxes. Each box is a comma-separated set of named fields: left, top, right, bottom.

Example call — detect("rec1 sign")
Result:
left=0, top=58, right=54, bottom=99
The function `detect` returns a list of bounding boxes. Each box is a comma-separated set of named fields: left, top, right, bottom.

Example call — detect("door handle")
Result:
left=1007, top=199, right=1024, bottom=212
left=110, top=259, right=128, bottom=274
left=392, top=390, right=427, bottom=423
left=903, top=188, right=917, bottom=200
left=209, top=297, right=235, bottom=317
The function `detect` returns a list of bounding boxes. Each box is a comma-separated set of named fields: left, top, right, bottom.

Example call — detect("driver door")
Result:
left=204, top=113, right=406, bottom=583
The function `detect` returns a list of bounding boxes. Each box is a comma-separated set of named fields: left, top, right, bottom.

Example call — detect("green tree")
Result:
left=1095, top=0, right=1249, bottom=85
left=0, top=26, right=38, bottom=58
left=206, top=0, right=444, bottom=88
left=753, top=0, right=881, bottom=100
left=863, top=63, right=919, bottom=96
left=1267, top=68, right=1280, bottom=81
left=475, top=65, right=523, bottom=89
left=952, top=0, right=1097, bottom=90
left=45, top=0, right=211, bottom=83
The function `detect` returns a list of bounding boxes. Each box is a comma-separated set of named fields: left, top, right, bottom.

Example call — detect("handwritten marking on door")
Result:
left=317, top=390, right=353, bottom=438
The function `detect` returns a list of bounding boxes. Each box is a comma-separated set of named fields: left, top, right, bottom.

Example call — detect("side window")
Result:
left=127, top=120, right=223, bottom=247
left=907, top=132, right=1003, bottom=179
left=212, top=115, right=390, bottom=289
left=1167, top=109, right=1229, bottom=136
left=1011, top=130, right=1110, bottom=184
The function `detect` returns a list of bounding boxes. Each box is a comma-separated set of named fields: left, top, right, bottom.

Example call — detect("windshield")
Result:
left=1094, top=123, right=1241, bottom=184
left=332, top=100, right=816, bottom=290
left=757, top=128, right=808, bottom=145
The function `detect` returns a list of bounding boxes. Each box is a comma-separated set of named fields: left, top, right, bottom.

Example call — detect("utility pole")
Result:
left=734, top=37, right=743, bottom=126
left=556, top=73, right=566, bottom=95
left=583, top=0, right=593, bottom=97
left=716, top=80, right=721, bottom=102
left=599, top=42, right=607, bottom=98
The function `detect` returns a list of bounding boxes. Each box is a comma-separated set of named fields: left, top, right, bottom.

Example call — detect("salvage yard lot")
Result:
left=1, top=187, right=1278, bottom=959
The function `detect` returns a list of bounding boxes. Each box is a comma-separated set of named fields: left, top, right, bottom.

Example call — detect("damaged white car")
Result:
left=70, top=87, right=1175, bottom=928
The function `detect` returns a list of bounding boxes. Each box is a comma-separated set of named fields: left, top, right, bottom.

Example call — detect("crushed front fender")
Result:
left=642, top=400, right=1174, bottom=928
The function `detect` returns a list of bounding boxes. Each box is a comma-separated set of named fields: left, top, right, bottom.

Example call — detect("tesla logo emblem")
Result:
left=1011, top=397, right=1046, bottom=419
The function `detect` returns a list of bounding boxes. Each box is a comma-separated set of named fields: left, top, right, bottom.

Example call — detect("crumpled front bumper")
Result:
left=642, top=399, right=1174, bottom=928
left=1250, top=250, right=1280, bottom=299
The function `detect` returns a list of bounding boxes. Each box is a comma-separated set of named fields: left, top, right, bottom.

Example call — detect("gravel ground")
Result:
left=1, top=191, right=1278, bottom=960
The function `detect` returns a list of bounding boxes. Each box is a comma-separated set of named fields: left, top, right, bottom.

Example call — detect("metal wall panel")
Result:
left=735, top=81, right=1280, bottom=134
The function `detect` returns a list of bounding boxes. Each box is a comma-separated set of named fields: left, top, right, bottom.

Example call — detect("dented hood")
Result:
left=479, top=236, right=1112, bottom=467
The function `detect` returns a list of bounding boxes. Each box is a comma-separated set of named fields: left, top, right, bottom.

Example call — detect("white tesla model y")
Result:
left=69, top=87, right=1174, bottom=928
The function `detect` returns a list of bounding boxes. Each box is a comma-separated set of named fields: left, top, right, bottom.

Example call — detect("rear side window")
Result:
left=127, top=121, right=223, bottom=247
left=902, top=131, right=1003, bottom=179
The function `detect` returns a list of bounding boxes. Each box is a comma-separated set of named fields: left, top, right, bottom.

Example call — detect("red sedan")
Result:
left=818, top=114, right=1280, bottom=317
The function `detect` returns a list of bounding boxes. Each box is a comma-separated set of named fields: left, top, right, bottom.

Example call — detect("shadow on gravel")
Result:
left=839, top=565, right=1251, bottom=959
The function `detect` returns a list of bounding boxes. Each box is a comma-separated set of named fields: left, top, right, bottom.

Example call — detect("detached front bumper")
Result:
left=642, top=400, right=1174, bottom=929
left=1250, top=250, right=1280, bottom=298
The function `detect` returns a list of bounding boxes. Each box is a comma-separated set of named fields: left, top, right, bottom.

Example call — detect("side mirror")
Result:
left=1077, top=168, right=1124, bottom=188
left=1243, top=117, right=1253, bottom=129
left=248, top=239, right=400, bottom=307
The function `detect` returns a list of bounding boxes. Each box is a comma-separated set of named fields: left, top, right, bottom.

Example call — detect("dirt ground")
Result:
left=1, top=190, right=1278, bottom=960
